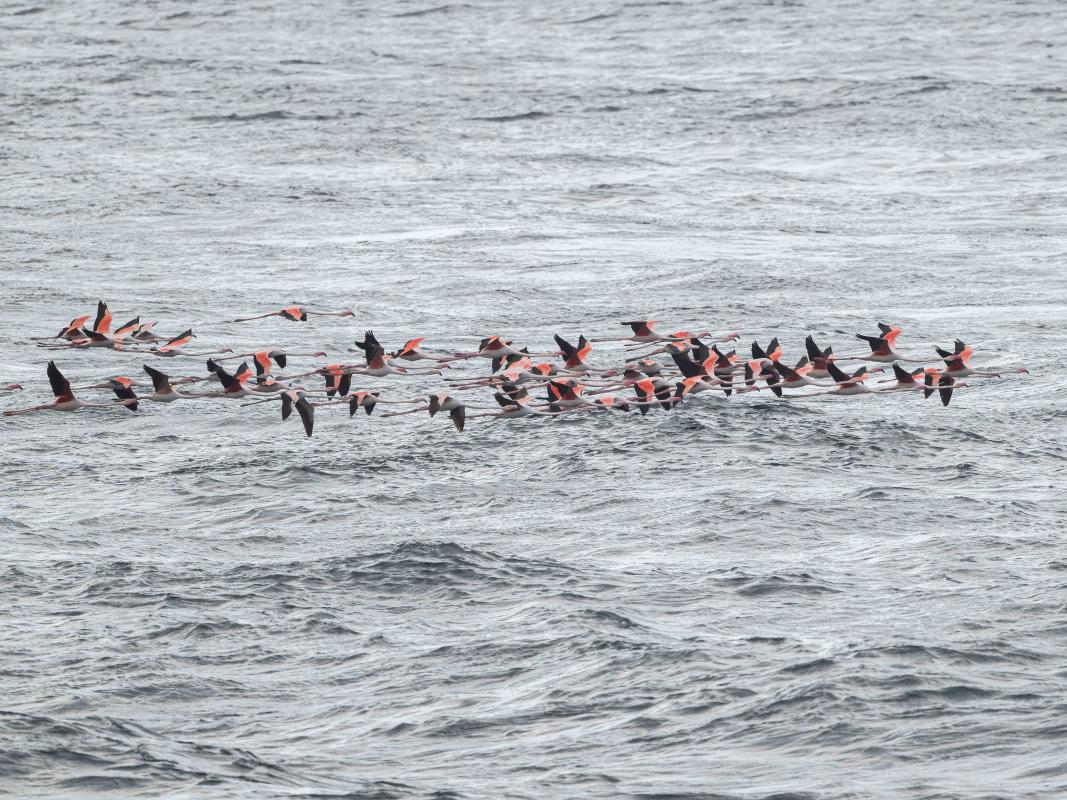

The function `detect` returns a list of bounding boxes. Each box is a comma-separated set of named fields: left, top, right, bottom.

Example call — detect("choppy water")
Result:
left=3, top=1, right=1067, bottom=798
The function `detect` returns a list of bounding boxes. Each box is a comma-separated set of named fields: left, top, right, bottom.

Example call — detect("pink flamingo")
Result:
left=3, top=362, right=136, bottom=416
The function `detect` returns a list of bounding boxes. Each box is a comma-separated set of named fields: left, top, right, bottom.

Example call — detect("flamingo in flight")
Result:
left=936, top=339, right=1029, bottom=379
left=1, top=384, right=23, bottom=394
left=783, top=361, right=881, bottom=399
left=105, top=377, right=139, bottom=412
left=623, top=329, right=740, bottom=361
left=922, top=368, right=963, bottom=406
left=380, top=392, right=471, bottom=431
left=215, top=349, right=327, bottom=378
left=140, top=365, right=222, bottom=401
left=840, top=323, right=924, bottom=363
left=877, top=364, right=926, bottom=392
left=136, top=330, right=233, bottom=358
left=804, top=335, right=836, bottom=378
left=449, top=335, right=558, bottom=365
left=590, top=320, right=739, bottom=346
left=3, top=362, right=137, bottom=416
left=881, top=364, right=971, bottom=403
left=251, top=386, right=401, bottom=436
left=391, top=338, right=454, bottom=363
left=463, top=383, right=582, bottom=420
left=668, top=350, right=753, bottom=400
left=554, top=333, right=594, bottom=373
left=130, top=321, right=162, bottom=342
left=37, top=312, right=141, bottom=351
left=349, top=331, right=445, bottom=377
left=771, top=358, right=837, bottom=390
left=30, top=314, right=92, bottom=342
left=279, top=390, right=316, bottom=437
left=78, top=316, right=142, bottom=349
left=232, top=306, right=354, bottom=323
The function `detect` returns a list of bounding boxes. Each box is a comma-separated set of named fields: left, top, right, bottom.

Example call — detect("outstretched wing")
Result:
left=825, top=361, right=851, bottom=384
left=295, top=395, right=315, bottom=437
left=553, top=334, right=577, bottom=362
left=804, top=335, right=822, bottom=361
left=109, top=379, right=138, bottom=411
left=47, top=361, right=74, bottom=402
left=669, top=350, right=703, bottom=379
left=143, top=364, right=171, bottom=392
left=93, top=301, right=112, bottom=334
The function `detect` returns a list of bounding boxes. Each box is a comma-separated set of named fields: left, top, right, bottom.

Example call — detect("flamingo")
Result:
left=592, top=321, right=738, bottom=346
left=279, top=390, right=315, bottom=437
left=215, top=349, right=327, bottom=378
left=322, top=364, right=352, bottom=397
left=625, top=336, right=688, bottom=363
left=138, top=330, right=233, bottom=358
left=923, top=368, right=961, bottom=406
left=446, top=358, right=562, bottom=390
left=37, top=315, right=141, bottom=350
left=623, top=330, right=740, bottom=361
left=391, top=338, right=454, bottom=363
left=751, top=338, right=783, bottom=363
left=877, top=364, right=927, bottom=392
left=1, top=383, right=24, bottom=394
left=554, top=333, right=593, bottom=373
left=545, top=379, right=588, bottom=411
left=380, top=392, right=470, bottom=431
left=140, top=365, right=220, bottom=401
left=804, top=335, right=836, bottom=378
left=841, top=323, right=925, bottom=363
left=936, top=339, right=1029, bottom=379
left=449, top=335, right=558, bottom=364
left=668, top=350, right=752, bottom=399
left=232, top=306, right=354, bottom=323
left=588, top=395, right=632, bottom=412
left=465, top=387, right=578, bottom=420
left=30, top=315, right=91, bottom=342
left=106, top=377, right=139, bottom=412
left=771, top=358, right=836, bottom=390
left=589, top=320, right=670, bottom=344
left=544, top=380, right=647, bottom=412
left=349, top=331, right=444, bottom=377
left=631, top=377, right=677, bottom=415
left=783, top=362, right=877, bottom=398
left=248, top=386, right=393, bottom=431
left=239, top=389, right=316, bottom=434
left=131, top=321, right=162, bottom=342
left=3, top=362, right=137, bottom=416
left=212, top=362, right=259, bottom=398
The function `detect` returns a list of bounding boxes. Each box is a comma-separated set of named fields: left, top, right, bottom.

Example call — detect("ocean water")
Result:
left=2, top=1, right=1067, bottom=798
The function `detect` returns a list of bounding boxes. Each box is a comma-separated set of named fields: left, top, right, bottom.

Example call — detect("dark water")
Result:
left=3, top=1, right=1067, bottom=798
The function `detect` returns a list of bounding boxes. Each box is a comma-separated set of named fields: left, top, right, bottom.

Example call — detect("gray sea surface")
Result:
left=2, top=1, right=1067, bottom=798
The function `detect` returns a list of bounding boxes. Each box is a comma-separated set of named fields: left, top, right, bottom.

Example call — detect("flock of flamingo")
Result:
left=1, top=302, right=1030, bottom=437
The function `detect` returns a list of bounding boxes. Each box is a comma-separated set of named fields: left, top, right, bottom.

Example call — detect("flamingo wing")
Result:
left=47, top=361, right=74, bottom=402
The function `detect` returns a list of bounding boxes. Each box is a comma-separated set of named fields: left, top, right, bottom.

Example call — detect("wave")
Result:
left=470, top=110, right=552, bottom=122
